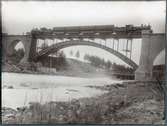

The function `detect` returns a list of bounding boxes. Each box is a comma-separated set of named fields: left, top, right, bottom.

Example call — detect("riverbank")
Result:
left=2, top=81, right=164, bottom=124
left=2, top=59, right=111, bottom=78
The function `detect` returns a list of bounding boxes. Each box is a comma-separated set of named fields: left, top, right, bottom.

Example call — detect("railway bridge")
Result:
left=2, top=25, right=165, bottom=80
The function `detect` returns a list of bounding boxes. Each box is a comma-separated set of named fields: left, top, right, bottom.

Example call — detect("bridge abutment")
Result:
left=2, top=35, right=33, bottom=64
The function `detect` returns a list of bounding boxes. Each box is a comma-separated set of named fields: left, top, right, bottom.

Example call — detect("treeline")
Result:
left=84, top=54, right=112, bottom=69
left=84, top=54, right=134, bottom=73
left=111, top=63, right=134, bottom=73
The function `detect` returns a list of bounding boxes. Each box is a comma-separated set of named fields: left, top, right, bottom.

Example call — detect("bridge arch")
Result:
left=2, top=35, right=33, bottom=63
left=153, top=49, right=165, bottom=65
left=8, top=40, right=21, bottom=55
left=7, top=39, right=25, bottom=63
left=35, top=40, right=138, bottom=69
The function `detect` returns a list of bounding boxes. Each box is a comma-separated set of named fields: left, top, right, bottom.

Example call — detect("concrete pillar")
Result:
left=20, top=36, right=33, bottom=64
left=135, top=30, right=153, bottom=80
left=28, top=36, right=37, bottom=61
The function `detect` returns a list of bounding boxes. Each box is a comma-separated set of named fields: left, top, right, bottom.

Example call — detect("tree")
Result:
left=106, top=60, right=111, bottom=69
left=11, top=48, right=25, bottom=64
left=16, top=48, right=24, bottom=59
left=84, top=54, right=89, bottom=61
left=58, top=51, right=66, bottom=58
left=75, top=50, right=80, bottom=58
left=56, top=51, right=67, bottom=70
left=70, top=50, right=73, bottom=56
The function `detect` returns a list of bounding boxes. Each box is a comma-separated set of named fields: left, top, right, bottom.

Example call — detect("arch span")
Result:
left=35, top=40, right=138, bottom=69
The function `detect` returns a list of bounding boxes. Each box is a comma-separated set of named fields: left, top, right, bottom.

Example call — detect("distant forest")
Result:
left=84, top=54, right=134, bottom=73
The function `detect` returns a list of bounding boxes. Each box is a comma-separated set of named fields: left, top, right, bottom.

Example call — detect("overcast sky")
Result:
left=2, top=1, right=166, bottom=66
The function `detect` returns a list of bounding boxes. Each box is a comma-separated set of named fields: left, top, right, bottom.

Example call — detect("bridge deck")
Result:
left=31, top=25, right=152, bottom=39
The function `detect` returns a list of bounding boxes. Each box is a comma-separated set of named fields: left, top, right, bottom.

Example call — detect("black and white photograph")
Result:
left=1, top=0, right=166, bottom=124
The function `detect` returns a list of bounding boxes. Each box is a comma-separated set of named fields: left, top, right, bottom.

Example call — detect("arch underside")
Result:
left=153, top=49, right=165, bottom=65
left=7, top=40, right=24, bottom=56
left=35, top=40, right=138, bottom=69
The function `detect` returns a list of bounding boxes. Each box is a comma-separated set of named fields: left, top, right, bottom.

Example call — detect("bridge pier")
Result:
left=135, top=30, right=153, bottom=80
left=20, top=36, right=34, bottom=64
left=135, top=30, right=165, bottom=80
left=28, top=36, right=37, bottom=61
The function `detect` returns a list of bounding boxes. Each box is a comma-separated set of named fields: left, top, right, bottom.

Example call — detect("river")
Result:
left=2, top=72, right=122, bottom=109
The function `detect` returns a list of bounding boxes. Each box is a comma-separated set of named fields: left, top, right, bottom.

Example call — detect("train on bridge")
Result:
left=28, top=24, right=152, bottom=39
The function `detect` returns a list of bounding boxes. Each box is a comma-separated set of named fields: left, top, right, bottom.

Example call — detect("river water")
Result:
left=2, top=72, right=122, bottom=109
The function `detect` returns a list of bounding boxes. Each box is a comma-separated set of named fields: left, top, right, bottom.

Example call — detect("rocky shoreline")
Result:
left=2, top=81, right=165, bottom=124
